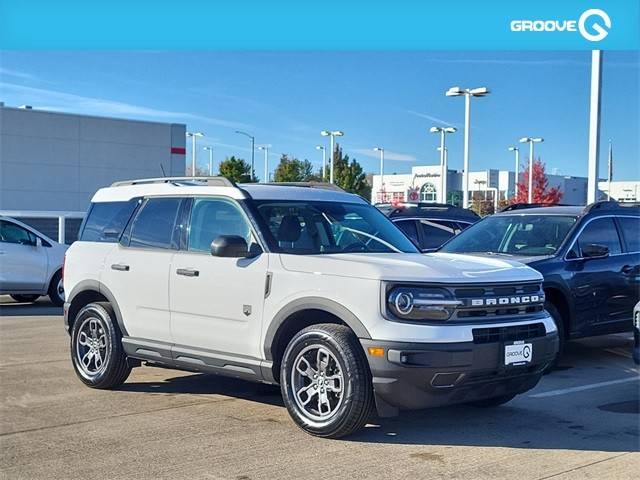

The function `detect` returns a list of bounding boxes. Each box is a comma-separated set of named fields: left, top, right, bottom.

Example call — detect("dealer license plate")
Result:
left=504, top=341, right=533, bottom=366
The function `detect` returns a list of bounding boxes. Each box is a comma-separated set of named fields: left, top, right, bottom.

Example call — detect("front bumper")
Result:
left=361, top=330, right=559, bottom=415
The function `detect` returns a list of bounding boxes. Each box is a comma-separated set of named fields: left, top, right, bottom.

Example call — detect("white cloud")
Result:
left=351, top=148, right=416, bottom=162
left=0, top=82, right=252, bottom=129
left=0, top=68, right=40, bottom=81
left=405, top=109, right=458, bottom=127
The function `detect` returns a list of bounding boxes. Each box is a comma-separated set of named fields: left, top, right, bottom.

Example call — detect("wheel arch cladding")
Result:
left=265, top=297, right=371, bottom=382
left=67, top=280, right=128, bottom=336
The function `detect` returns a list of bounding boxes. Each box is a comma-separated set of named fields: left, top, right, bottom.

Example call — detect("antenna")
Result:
left=160, top=164, right=167, bottom=177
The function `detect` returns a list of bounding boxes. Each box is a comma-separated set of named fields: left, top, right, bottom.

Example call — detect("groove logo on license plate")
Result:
left=504, top=342, right=533, bottom=366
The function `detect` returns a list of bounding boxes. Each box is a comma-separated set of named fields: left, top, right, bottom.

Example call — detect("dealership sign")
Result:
left=510, top=9, right=612, bottom=42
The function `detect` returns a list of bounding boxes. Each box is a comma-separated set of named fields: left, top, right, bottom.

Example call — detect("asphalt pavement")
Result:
left=1, top=296, right=638, bottom=480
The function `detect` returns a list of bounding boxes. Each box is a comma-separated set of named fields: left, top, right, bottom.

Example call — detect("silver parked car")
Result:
left=0, top=216, right=67, bottom=306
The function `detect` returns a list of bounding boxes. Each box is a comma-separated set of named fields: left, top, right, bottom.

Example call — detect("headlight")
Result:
left=386, top=286, right=461, bottom=322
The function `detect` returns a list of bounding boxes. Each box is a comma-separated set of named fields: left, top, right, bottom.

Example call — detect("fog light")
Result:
left=367, top=347, right=385, bottom=357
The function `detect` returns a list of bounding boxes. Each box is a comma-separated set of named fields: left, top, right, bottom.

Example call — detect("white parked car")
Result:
left=0, top=216, right=67, bottom=306
left=63, top=177, right=559, bottom=438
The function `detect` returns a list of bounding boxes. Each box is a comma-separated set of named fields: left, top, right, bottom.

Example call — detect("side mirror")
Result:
left=582, top=243, right=609, bottom=259
left=211, top=235, right=257, bottom=258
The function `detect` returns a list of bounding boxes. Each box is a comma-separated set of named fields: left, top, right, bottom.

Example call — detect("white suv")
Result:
left=64, top=177, right=559, bottom=438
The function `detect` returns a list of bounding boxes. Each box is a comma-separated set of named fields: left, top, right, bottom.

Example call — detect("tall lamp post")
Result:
left=373, top=147, right=385, bottom=202
left=203, top=146, right=214, bottom=176
left=519, top=137, right=544, bottom=203
left=445, top=86, right=490, bottom=208
left=315, top=145, right=326, bottom=180
left=508, top=146, right=520, bottom=199
left=186, top=132, right=204, bottom=176
left=430, top=126, right=457, bottom=204
left=321, top=130, right=344, bottom=184
left=235, top=130, right=255, bottom=180
left=258, top=145, right=271, bottom=183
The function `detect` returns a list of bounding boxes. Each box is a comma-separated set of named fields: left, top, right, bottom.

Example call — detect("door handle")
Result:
left=111, top=264, right=130, bottom=272
left=176, top=268, right=199, bottom=277
left=621, top=265, right=634, bottom=274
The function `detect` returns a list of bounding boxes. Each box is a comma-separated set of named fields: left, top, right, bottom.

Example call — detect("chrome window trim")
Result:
left=563, top=214, right=640, bottom=261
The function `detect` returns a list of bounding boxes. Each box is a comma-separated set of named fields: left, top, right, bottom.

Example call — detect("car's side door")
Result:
left=566, top=216, right=626, bottom=332
left=616, top=216, right=640, bottom=322
left=170, top=196, right=269, bottom=361
left=101, top=197, right=184, bottom=344
left=0, top=220, right=47, bottom=293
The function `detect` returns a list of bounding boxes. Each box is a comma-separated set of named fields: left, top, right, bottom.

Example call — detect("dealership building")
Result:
left=371, top=165, right=637, bottom=207
left=0, top=104, right=186, bottom=241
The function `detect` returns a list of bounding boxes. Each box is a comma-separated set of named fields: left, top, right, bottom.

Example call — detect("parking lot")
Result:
left=1, top=296, right=638, bottom=480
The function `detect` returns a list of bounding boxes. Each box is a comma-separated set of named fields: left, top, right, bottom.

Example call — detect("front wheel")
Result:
left=10, top=294, right=40, bottom=303
left=48, top=271, right=64, bottom=307
left=280, top=324, right=374, bottom=438
left=544, top=302, right=565, bottom=373
left=70, top=302, right=131, bottom=389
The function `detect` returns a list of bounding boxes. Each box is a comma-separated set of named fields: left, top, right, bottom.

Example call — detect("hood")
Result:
left=278, top=252, right=542, bottom=284
left=457, top=252, right=553, bottom=266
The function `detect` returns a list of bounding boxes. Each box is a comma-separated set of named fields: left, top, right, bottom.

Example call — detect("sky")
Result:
left=1, top=51, right=638, bottom=181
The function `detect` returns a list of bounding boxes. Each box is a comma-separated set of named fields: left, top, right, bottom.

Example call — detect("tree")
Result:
left=331, top=144, right=371, bottom=198
left=273, top=155, right=316, bottom=182
left=218, top=156, right=257, bottom=183
left=513, top=158, right=563, bottom=204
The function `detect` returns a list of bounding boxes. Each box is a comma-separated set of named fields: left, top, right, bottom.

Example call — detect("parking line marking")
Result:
left=530, top=377, right=639, bottom=398
left=604, top=348, right=632, bottom=359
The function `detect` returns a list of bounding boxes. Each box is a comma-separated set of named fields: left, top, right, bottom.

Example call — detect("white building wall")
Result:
left=0, top=106, right=186, bottom=211
left=598, top=180, right=640, bottom=202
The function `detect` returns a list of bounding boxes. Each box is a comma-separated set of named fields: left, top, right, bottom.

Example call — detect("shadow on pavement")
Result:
left=0, top=296, right=62, bottom=317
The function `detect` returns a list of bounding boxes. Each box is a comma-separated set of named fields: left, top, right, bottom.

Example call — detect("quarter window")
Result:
left=619, top=217, right=640, bottom=253
left=188, top=198, right=252, bottom=252
left=129, top=198, right=182, bottom=250
left=576, top=217, right=622, bottom=256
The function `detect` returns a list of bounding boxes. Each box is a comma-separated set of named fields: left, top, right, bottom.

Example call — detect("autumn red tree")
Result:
left=513, top=158, right=563, bottom=204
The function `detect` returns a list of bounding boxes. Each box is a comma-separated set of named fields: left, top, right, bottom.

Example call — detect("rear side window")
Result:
left=619, top=217, right=640, bottom=252
left=395, top=220, right=419, bottom=245
left=419, top=220, right=457, bottom=249
left=129, top=197, right=182, bottom=250
left=80, top=200, right=139, bottom=242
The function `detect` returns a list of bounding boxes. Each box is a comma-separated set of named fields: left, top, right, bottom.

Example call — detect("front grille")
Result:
left=451, top=282, right=545, bottom=322
left=472, top=322, right=546, bottom=344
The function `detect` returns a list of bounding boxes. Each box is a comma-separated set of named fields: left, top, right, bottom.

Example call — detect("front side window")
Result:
left=576, top=217, right=622, bottom=256
left=254, top=200, right=418, bottom=255
left=619, top=217, right=640, bottom=253
left=0, top=220, right=36, bottom=245
left=188, top=197, right=253, bottom=252
left=441, top=215, right=577, bottom=256
left=129, top=197, right=182, bottom=250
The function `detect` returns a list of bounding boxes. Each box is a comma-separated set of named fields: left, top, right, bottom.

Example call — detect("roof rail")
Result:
left=500, top=203, right=574, bottom=212
left=257, top=181, right=346, bottom=192
left=111, top=176, right=236, bottom=188
left=584, top=200, right=640, bottom=213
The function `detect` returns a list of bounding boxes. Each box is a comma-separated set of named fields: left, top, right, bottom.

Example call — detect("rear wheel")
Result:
left=280, top=324, right=374, bottom=438
left=48, top=271, right=64, bottom=307
left=544, top=302, right=565, bottom=373
left=70, top=302, right=131, bottom=389
left=10, top=294, right=40, bottom=303
left=468, top=393, right=517, bottom=408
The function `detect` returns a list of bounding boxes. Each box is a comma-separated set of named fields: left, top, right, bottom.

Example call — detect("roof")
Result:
left=239, top=184, right=367, bottom=203
left=496, top=205, right=586, bottom=216
left=381, top=203, right=479, bottom=221
left=497, top=202, right=640, bottom=217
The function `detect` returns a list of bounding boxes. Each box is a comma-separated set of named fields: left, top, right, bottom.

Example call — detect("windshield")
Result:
left=253, top=200, right=419, bottom=254
left=440, top=214, right=578, bottom=256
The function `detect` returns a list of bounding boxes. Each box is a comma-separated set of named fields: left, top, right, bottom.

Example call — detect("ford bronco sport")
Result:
left=64, top=177, right=559, bottom=438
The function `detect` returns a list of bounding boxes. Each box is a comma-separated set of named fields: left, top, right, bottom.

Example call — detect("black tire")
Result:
left=47, top=270, right=64, bottom=307
left=280, top=323, right=374, bottom=438
left=10, top=294, right=40, bottom=303
left=70, top=302, right=131, bottom=389
left=544, top=301, right=565, bottom=373
left=468, top=393, right=517, bottom=408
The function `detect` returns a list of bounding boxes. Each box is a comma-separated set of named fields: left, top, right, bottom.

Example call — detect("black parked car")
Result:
left=439, top=201, right=640, bottom=366
left=378, top=203, right=480, bottom=251
left=634, top=302, right=639, bottom=365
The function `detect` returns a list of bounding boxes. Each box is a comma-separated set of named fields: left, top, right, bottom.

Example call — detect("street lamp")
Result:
left=519, top=137, right=544, bottom=203
left=315, top=145, right=326, bottom=180
left=373, top=147, right=385, bottom=202
left=430, top=126, right=457, bottom=204
left=258, top=145, right=271, bottom=183
left=320, top=130, right=344, bottom=184
left=508, top=146, right=520, bottom=199
left=445, top=86, right=490, bottom=208
left=235, top=130, right=255, bottom=180
left=186, top=132, right=204, bottom=176
left=203, top=146, right=214, bottom=176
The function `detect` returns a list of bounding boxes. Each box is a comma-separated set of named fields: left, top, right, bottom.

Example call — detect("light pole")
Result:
left=235, top=130, right=255, bottom=180
left=258, top=145, right=270, bottom=183
left=186, top=132, right=204, bottom=176
left=430, top=126, right=457, bottom=204
left=315, top=145, right=326, bottom=180
left=519, top=137, right=544, bottom=203
left=508, top=146, right=520, bottom=199
left=445, top=86, right=490, bottom=208
left=373, top=147, right=385, bottom=202
left=203, top=146, right=214, bottom=176
left=321, top=130, right=344, bottom=184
